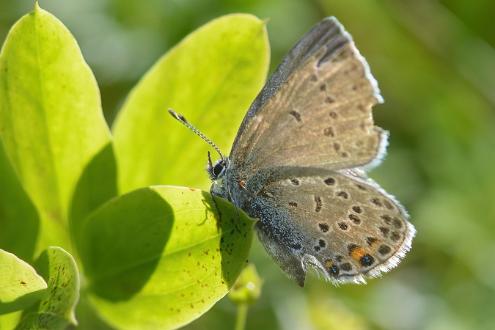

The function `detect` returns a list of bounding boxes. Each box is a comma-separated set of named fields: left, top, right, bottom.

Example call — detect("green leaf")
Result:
left=0, top=143, right=39, bottom=262
left=0, top=249, right=47, bottom=315
left=79, top=186, right=253, bottom=329
left=69, top=143, right=118, bottom=253
left=113, top=14, right=269, bottom=193
left=0, top=3, right=113, bottom=252
left=16, top=246, right=80, bottom=330
left=0, top=312, right=22, bottom=330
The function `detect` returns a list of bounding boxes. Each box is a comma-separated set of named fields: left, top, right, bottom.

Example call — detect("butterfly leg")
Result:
left=208, top=185, right=248, bottom=235
left=209, top=185, right=223, bottom=220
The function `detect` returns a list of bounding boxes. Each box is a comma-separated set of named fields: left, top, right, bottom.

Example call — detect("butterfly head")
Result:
left=207, top=152, right=227, bottom=180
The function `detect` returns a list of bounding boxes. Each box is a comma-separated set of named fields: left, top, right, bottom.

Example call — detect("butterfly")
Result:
left=169, top=17, right=415, bottom=286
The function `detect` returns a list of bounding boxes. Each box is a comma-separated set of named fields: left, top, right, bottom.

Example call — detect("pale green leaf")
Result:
left=113, top=14, right=269, bottom=193
left=79, top=186, right=253, bottom=330
left=0, top=249, right=47, bottom=315
left=0, top=3, right=114, bottom=252
left=0, top=312, right=22, bottom=330
left=16, top=246, right=80, bottom=330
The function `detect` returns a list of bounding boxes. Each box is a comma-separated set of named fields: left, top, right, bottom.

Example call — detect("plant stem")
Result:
left=235, top=303, right=248, bottom=330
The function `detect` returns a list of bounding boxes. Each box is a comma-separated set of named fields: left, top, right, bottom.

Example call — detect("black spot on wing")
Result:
left=289, top=110, right=302, bottom=122
left=360, top=254, right=374, bottom=267
left=319, top=223, right=329, bottom=232
left=314, top=196, right=322, bottom=212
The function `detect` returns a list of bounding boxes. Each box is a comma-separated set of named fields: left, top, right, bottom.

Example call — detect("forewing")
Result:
left=231, top=17, right=385, bottom=173
left=249, top=168, right=415, bottom=285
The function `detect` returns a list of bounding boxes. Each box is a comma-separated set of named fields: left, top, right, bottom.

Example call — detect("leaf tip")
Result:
left=32, top=0, right=48, bottom=16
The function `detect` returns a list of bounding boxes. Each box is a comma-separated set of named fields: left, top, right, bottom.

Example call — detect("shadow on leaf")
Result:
left=201, top=191, right=254, bottom=288
left=0, top=143, right=39, bottom=262
left=69, top=142, right=118, bottom=254
left=80, top=188, right=173, bottom=301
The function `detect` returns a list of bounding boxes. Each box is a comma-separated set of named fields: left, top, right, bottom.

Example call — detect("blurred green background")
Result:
left=2, top=0, right=495, bottom=329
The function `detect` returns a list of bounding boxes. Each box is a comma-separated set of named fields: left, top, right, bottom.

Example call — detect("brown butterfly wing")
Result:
left=245, top=167, right=414, bottom=285
left=230, top=17, right=385, bottom=173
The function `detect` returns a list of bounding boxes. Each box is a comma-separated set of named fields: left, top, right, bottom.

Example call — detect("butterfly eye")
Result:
left=207, top=158, right=227, bottom=180
left=212, top=161, right=226, bottom=178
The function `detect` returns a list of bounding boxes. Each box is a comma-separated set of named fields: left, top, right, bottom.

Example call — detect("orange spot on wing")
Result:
left=351, top=247, right=366, bottom=261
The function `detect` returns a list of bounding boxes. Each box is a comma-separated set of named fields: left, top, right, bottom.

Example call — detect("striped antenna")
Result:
left=167, top=109, right=225, bottom=160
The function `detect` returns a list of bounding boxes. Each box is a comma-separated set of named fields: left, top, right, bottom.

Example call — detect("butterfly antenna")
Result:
left=168, top=109, right=225, bottom=160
